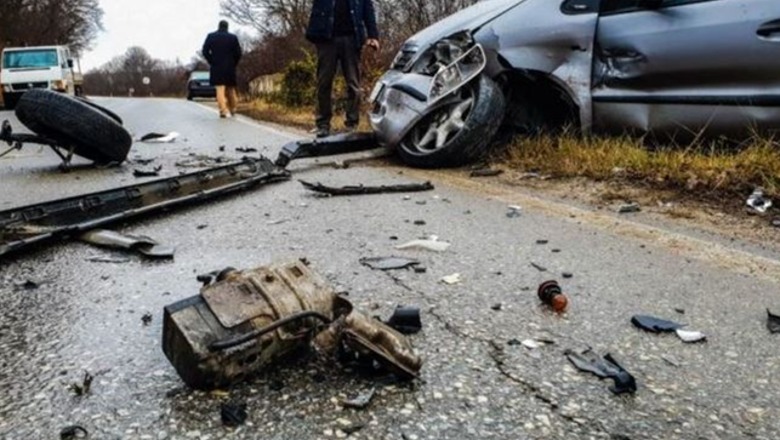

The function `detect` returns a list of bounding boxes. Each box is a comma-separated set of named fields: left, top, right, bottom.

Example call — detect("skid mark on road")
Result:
left=398, top=167, right=780, bottom=283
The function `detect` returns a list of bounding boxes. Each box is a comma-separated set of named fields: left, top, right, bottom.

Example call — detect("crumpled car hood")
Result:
left=403, top=0, right=527, bottom=50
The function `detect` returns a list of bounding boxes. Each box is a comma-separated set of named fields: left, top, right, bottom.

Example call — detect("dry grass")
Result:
left=237, top=98, right=372, bottom=133
left=501, top=132, right=780, bottom=199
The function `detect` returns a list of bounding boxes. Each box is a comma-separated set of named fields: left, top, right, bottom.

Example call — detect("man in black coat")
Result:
left=306, top=0, right=379, bottom=137
left=202, top=20, right=242, bottom=118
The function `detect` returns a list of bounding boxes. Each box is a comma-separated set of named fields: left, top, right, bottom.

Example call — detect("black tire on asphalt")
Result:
left=15, top=89, right=132, bottom=163
left=2, top=92, right=19, bottom=110
left=397, top=75, right=505, bottom=168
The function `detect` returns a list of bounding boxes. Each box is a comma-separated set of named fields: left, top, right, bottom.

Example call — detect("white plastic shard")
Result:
left=395, top=238, right=451, bottom=252
left=676, top=329, right=707, bottom=343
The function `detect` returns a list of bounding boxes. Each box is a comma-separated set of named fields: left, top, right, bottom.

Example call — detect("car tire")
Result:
left=15, top=89, right=132, bottom=163
left=3, top=92, right=19, bottom=110
left=397, top=75, right=505, bottom=168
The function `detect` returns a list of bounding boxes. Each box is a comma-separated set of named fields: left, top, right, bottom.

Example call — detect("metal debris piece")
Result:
left=441, top=273, right=462, bottom=285
left=360, top=257, right=420, bottom=271
left=140, top=132, right=179, bottom=143
left=565, top=349, right=637, bottom=395
left=767, top=309, right=780, bottom=334
left=70, top=371, right=93, bottom=396
left=80, top=229, right=175, bottom=260
left=236, top=147, right=258, bottom=153
left=341, top=388, right=376, bottom=409
left=385, top=306, right=422, bottom=334
left=747, top=188, right=772, bottom=214
left=675, top=329, right=706, bottom=343
left=163, top=260, right=422, bottom=390
left=470, top=168, right=503, bottom=177
left=617, top=203, right=641, bottom=213
left=60, top=425, right=88, bottom=439
left=133, top=165, right=162, bottom=177
left=395, top=238, right=450, bottom=252
left=300, top=180, right=434, bottom=196
left=221, top=401, right=248, bottom=427
left=0, top=158, right=289, bottom=258
left=530, top=262, right=548, bottom=272
left=631, top=315, right=685, bottom=333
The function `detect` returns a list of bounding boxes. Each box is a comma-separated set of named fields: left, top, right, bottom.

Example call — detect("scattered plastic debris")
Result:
left=69, top=371, right=93, bottom=396
left=537, top=280, right=568, bottom=313
left=470, top=168, right=503, bottom=177
left=631, top=315, right=685, bottom=333
left=395, top=237, right=451, bottom=252
left=562, top=272, right=573, bottom=279
left=521, top=339, right=542, bottom=349
left=565, top=349, right=637, bottom=395
left=767, top=309, right=780, bottom=334
left=491, top=303, right=503, bottom=311
left=617, top=203, right=641, bottom=213
left=142, top=313, right=153, bottom=326
left=413, top=220, right=426, bottom=226
left=341, top=388, right=376, bottom=409
left=221, top=401, right=248, bottom=427
left=747, top=188, right=772, bottom=214
left=360, top=257, right=420, bottom=271
left=235, top=147, right=258, bottom=153
left=80, top=229, right=175, bottom=260
left=441, top=273, right=462, bottom=285
left=15, top=279, right=40, bottom=290
left=675, top=329, right=706, bottom=343
left=385, top=306, right=422, bottom=334
left=300, top=180, right=434, bottom=196
left=140, top=132, right=180, bottom=143
left=530, top=262, right=548, bottom=272
left=60, top=425, right=88, bottom=439
left=133, top=165, right=162, bottom=177
left=86, top=255, right=131, bottom=264
left=506, top=205, right=522, bottom=218
left=536, top=240, right=549, bottom=245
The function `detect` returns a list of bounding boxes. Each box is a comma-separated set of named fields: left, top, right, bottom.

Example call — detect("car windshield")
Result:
left=2, top=49, right=59, bottom=69
left=190, top=72, right=210, bottom=81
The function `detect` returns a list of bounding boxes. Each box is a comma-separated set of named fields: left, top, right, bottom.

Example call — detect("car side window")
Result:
left=601, top=0, right=717, bottom=15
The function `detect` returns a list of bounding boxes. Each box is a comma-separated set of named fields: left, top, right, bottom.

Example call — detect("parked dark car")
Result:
left=187, top=71, right=215, bottom=100
left=369, top=0, right=780, bottom=167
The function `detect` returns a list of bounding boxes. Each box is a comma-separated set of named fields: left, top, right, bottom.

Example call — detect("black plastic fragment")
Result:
left=140, top=132, right=166, bottom=141
left=236, top=147, right=258, bottom=153
left=60, top=425, right=88, bottom=439
left=470, top=168, right=503, bottom=177
left=133, top=165, right=162, bottom=177
left=300, top=180, right=434, bottom=196
left=767, top=309, right=780, bottom=334
left=631, top=315, right=685, bottom=333
left=360, top=257, right=420, bottom=271
left=385, top=306, right=422, bottom=334
left=220, top=401, right=248, bottom=427
left=565, top=349, right=637, bottom=395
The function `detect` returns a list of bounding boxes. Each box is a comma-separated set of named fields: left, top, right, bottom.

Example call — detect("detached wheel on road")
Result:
left=15, top=90, right=132, bottom=163
left=397, top=75, right=505, bottom=168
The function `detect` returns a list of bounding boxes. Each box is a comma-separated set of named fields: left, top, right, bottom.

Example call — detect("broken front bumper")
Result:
left=369, top=71, right=433, bottom=147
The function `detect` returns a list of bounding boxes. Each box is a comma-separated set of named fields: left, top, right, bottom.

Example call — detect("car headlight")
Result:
left=410, top=32, right=475, bottom=75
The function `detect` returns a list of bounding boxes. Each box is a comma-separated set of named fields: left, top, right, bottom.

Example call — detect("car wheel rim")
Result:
left=407, top=88, right=474, bottom=154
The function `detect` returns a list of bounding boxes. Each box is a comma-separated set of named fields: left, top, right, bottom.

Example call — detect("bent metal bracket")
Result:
left=0, top=157, right=290, bottom=258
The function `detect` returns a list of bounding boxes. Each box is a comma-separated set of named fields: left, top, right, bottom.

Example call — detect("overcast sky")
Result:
left=82, top=0, right=247, bottom=71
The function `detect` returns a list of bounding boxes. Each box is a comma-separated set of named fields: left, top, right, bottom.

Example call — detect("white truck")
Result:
left=1, top=45, right=83, bottom=109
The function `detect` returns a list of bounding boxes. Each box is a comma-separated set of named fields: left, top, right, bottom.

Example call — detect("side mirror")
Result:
left=637, top=0, right=663, bottom=9
left=67, top=59, right=74, bottom=68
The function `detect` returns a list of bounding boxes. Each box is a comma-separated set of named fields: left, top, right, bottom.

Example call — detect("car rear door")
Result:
left=592, top=0, right=780, bottom=139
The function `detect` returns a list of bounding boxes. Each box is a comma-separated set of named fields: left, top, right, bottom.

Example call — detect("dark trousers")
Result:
left=316, top=36, right=361, bottom=130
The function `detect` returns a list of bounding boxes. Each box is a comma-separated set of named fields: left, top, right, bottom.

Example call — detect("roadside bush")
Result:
left=280, top=54, right=316, bottom=107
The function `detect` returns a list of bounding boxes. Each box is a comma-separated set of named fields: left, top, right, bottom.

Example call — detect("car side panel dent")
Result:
left=475, top=2, right=599, bottom=131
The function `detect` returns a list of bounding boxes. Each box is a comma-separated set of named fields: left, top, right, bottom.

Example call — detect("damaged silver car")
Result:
left=370, top=0, right=780, bottom=167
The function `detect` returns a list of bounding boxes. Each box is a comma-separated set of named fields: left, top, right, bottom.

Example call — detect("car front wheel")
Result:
left=397, top=75, right=505, bottom=168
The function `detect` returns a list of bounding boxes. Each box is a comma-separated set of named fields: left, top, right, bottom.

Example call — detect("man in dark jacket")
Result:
left=202, top=20, right=242, bottom=118
left=306, top=0, right=379, bottom=137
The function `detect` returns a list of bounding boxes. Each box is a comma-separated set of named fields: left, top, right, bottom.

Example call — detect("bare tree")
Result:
left=220, top=0, right=312, bottom=36
left=0, top=0, right=103, bottom=55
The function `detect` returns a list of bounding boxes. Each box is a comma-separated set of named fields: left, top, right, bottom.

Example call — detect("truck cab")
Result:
left=1, top=45, right=83, bottom=109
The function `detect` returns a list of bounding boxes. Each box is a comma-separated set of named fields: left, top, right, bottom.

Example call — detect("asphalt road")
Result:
left=1, top=98, right=779, bottom=440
